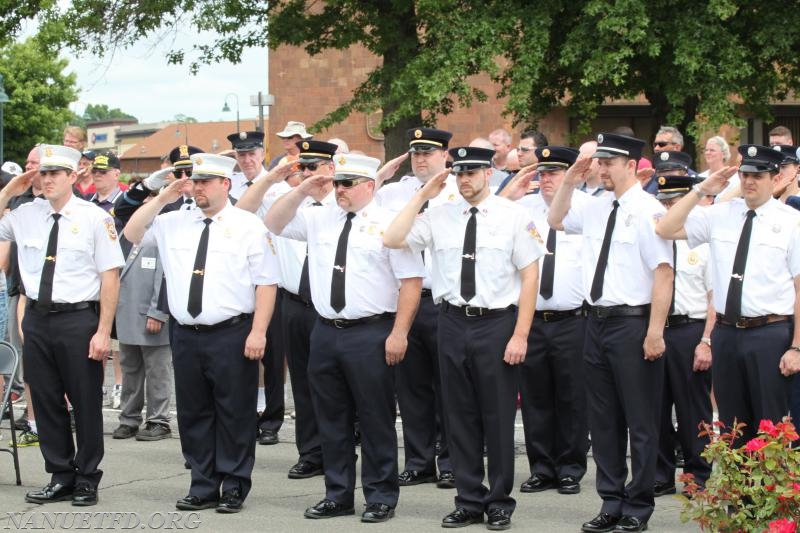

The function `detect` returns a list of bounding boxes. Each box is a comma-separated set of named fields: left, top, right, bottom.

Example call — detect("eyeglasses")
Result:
left=298, top=162, right=323, bottom=171
left=173, top=169, right=193, bottom=177
left=653, top=141, right=677, bottom=148
left=334, top=177, right=371, bottom=189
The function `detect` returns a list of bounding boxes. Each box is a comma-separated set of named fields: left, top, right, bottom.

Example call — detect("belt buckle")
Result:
left=332, top=319, right=346, bottom=329
left=735, top=319, right=747, bottom=329
left=464, top=306, right=482, bottom=317
left=543, top=311, right=554, bottom=322
left=594, top=307, right=606, bottom=319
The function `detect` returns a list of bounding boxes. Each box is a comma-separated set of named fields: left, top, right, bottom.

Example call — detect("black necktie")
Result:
left=590, top=200, right=619, bottom=302
left=245, top=181, right=253, bottom=187
left=36, top=213, right=61, bottom=312
left=460, top=207, right=479, bottom=302
left=539, top=227, right=556, bottom=299
left=187, top=218, right=212, bottom=318
left=669, top=241, right=677, bottom=315
left=330, top=212, right=355, bottom=312
left=419, top=199, right=429, bottom=263
left=724, top=209, right=756, bottom=322
left=297, top=202, right=323, bottom=302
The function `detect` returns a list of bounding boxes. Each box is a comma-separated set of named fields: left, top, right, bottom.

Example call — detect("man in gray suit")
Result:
left=111, top=236, right=172, bottom=441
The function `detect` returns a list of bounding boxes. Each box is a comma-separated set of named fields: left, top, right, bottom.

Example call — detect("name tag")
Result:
left=141, top=257, right=156, bottom=270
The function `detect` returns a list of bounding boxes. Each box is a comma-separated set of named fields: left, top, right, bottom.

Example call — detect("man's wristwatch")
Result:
left=692, top=183, right=706, bottom=199
left=700, top=337, right=711, bottom=347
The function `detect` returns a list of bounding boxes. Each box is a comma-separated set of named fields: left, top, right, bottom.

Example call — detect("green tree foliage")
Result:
left=8, top=0, right=800, bottom=159
left=0, top=37, right=78, bottom=165
left=82, top=103, right=137, bottom=123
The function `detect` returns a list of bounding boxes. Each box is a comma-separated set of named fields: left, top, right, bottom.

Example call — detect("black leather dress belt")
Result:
left=665, top=314, right=704, bottom=328
left=441, top=301, right=516, bottom=317
left=319, top=312, right=396, bottom=329
left=588, top=304, right=650, bottom=319
left=179, top=313, right=252, bottom=332
left=421, top=288, right=433, bottom=298
left=27, top=300, right=96, bottom=313
left=534, top=307, right=585, bottom=323
left=284, top=290, right=313, bottom=307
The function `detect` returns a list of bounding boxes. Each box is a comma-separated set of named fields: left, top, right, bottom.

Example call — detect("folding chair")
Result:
left=0, top=340, right=21, bottom=485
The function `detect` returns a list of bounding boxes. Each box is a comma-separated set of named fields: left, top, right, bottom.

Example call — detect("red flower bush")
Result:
left=680, top=417, right=800, bottom=533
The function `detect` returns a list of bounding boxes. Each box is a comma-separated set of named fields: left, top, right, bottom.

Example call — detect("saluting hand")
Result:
left=498, top=165, right=537, bottom=201
left=296, top=174, right=332, bottom=197
left=243, top=329, right=266, bottom=360
left=503, top=333, right=527, bottom=365
left=267, top=161, right=297, bottom=184
left=88, top=331, right=110, bottom=361
left=418, top=169, right=449, bottom=201
left=643, top=332, right=665, bottom=361
left=2, top=169, right=37, bottom=198
left=696, top=166, right=738, bottom=197
left=563, top=157, right=592, bottom=187
left=375, top=152, right=409, bottom=189
left=385, top=331, right=408, bottom=366
left=158, top=177, right=189, bottom=204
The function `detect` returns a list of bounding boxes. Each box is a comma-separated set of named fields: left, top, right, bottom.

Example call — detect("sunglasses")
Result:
left=299, top=162, right=327, bottom=171
left=334, top=177, right=371, bottom=189
left=653, top=141, right=677, bottom=148
left=173, top=168, right=193, bottom=177
left=517, top=146, right=535, bottom=153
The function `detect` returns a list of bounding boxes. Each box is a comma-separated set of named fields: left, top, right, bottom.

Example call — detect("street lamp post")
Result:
left=0, top=74, right=10, bottom=164
left=222, top=94, right=240, bottom=133
left=250, top=92, right=274, bottom=134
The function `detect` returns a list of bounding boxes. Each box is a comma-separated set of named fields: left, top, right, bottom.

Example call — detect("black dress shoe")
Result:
left=258, top=429, right=279, bottom=445
left=486, top=508, right=511, bottom=530
left=72, top=483, right=98, bottom=506
left=557, top=475, right=581, bottom=494
left=653, top=480, right=676, bottom=497
left=216, top=488, right=243, bottom=513
left=25, top=483, right=74, bottom=504
left=361, top=503, right=394, bottom=523
left=176, top=495, right=219, bottom=511
left=581, top=512, right=620, bottom=533
left=303, top=499, right=355, bottom=519
left=436, top=471, right=456, bottom=489
left=612, top=515, right=648, bottom=532
left=288, top=461, right=323, bottom=479
left=398, top=469, right=436, bottom=486
left=520, top=473, right=556, bottom=493
left=441, top=507, right=483, bottom=528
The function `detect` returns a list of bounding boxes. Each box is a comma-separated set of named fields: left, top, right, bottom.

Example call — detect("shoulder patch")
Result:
left=526, top=221, right=544, bottom=244
left=104, top=218, right=118, bottom=241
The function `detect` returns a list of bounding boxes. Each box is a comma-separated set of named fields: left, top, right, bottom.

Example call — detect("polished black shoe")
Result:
left=653, top=480, right=676, bottom=497
left=72, top=483, right=98, bottom=506
left=361, top=503, right=394, bottom=523
left=216, top=488, right=243, bottom=513
left=612, top=515, right=648, bottom=532
left=303, top=499, right=355, bottom=519
left=486, top=508, right=511, bottom=530
left=288, top=460, right=323, bottom=479
left=520, top=473, right=556, bottom=493
left=25, top=483, right=74, bottom=504
left=441, top=507, right=483, bottom=528
left=436, top=471, right=456, bottom=489
left=398, top=469, right=436, bottom=486
left=176, top=495, right=219, bottom=511
left=581, top=513, right=620, bottom=533
left=258, top=429, right=279, bottom=445
left=557, top=475, right=580, bottom=494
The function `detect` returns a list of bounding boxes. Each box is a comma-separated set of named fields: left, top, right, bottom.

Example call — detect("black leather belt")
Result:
left=27, top=300, right=97, bottom=313
left=535, top=307, right=585, bottom=323
left=441, top=301, right=516, bottom=318
left=178, top=313, right=252, bottom=332
left=319, top=312, right=395, bottom=329
left=421, top=288, right=432, bottom=298
left=716, top=313, right=792, bottom=329
left=284, top=290, right=313, bottom=307
left=666, top=314, right=704, bottom=328
left=588, top=304, right=650, bottom=319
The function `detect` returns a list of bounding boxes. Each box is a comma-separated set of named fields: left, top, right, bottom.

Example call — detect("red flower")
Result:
left=760, top=420, right=781, bottom=438
left=766, top=518, right=796, bottom=533
left=776, top=420, right=799, bottom=442
left=745, top=438, right=768, bottom=453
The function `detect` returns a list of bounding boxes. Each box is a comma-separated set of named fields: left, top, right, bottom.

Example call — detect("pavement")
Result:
left=0, top=371, right=700, bottom=532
